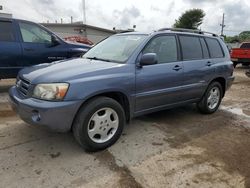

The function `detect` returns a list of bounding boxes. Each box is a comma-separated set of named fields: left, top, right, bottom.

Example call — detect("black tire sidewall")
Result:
left=73, top=97, right=125, bottom=151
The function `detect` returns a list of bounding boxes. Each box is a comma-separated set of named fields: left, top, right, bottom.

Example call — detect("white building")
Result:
left=42, top=22, right=117, bottom=44
left=0, top=12, right=12, bottom=18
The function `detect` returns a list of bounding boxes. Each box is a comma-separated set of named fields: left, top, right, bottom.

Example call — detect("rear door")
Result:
left=17, top=21, right=68, bottom=67
left=180, top=35, right=214, bottom=101
left=0, top=20, right=22, bottom=78
left=135, top=35, right=184, bottom=113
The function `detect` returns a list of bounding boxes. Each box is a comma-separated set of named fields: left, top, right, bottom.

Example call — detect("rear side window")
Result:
left=240, top=43, right=250, bottom=48
left=200, top=38, right=209, bottom=59
left=205, top=38, right=224, bottom=58
left=143, top=35, right=178, bottom=63
left=179, top=35, right=203, bottom=60
left=0, top=21, right=15, bottom=42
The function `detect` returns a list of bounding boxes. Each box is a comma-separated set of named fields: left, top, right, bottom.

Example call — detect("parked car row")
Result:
left=9, top=27, right=234, bottom=151
left=0, top=17, right=91, bottom=79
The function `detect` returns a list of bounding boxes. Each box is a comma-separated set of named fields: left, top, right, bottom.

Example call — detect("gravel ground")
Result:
left=0, top=67, right=249, bottom=188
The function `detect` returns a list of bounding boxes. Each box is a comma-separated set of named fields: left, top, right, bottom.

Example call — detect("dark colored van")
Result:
left=0, top=17, right=91, bottom=79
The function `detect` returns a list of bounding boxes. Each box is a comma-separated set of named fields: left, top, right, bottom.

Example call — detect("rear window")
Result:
left=0, top=21, right=15, bottom=42
left=240, top=43, right=250, bottom=49
left=179, top=35, right=203, bottom=60
left=205, top=38, right=224, bottom=58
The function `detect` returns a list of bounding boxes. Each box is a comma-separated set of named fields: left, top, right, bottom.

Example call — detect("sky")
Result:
left=1, top=0, right=250, bottom=36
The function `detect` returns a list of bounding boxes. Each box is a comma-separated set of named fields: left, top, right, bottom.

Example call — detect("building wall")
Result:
left=42, top=24, right=115, bottom=44
left=0, top=13, right=12, bottom=18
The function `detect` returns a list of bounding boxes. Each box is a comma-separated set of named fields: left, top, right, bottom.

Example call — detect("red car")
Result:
left=230, top=42, right=250, bottom=67
left=64, top=36, right=94, bottom=46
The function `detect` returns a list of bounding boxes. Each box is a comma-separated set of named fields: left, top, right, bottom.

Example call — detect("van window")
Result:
left=0, top=21, right=15, bottom=42
left=19, top=22, right=52, bottom=43
left=205, top=38, right=224, bottom=58
left=179, top=35, right=203, bottom=60
left=143, top=35, right=178, bottom=63
left=200, top=38, right=210, bottom=58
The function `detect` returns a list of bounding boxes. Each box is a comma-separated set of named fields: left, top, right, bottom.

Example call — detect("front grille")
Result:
left=16, top=77, right=31, bottom=97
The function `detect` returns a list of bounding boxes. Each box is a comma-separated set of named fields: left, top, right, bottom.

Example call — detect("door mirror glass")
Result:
left=140, top=53, right=158, bottom=66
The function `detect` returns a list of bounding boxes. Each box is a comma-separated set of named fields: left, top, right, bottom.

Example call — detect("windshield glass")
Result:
left=83, top=34, right=147, bottom=63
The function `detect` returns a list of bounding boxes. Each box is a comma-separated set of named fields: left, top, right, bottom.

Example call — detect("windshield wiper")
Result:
left=85, top=57, right=111, bottom=62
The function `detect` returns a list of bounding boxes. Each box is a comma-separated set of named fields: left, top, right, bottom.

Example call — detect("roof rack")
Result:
left=157, top=28, right=218, bottom=37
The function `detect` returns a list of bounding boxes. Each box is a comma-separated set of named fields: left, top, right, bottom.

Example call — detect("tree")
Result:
left=239, top=31, right=250, bottom=42
left=173, top=9, right=205, bottom=29
left=224, top=31, right=250, bottom=43
left=224, top=35, right=240, bottom=43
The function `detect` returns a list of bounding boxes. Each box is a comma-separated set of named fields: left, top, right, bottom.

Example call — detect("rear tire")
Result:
left=73, top=97, right=125, bottom=152
left=197, top=82, right=223, bottom=114
left=233, top=62, right=238, bottom=68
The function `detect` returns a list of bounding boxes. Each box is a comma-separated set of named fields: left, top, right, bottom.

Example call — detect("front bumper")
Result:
left=8, top=86, right=82, bottom=132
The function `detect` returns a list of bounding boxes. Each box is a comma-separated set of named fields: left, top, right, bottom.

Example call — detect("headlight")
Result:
left=33, top=83, right=69, bottom=101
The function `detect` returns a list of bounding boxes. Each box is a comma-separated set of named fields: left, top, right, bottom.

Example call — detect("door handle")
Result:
left=173, top=65, right=182, bottom=71
left=24, top=48, right=35, bottom=52
left=207, top=61, right=212, bottom=66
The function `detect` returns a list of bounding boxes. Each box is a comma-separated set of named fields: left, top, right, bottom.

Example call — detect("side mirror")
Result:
left=140, top=53, right=158, bottom=66
left=51, top=35, right=60, bottom=46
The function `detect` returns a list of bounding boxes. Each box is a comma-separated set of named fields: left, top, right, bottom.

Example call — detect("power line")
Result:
left=224, top=29, right=250, bottom=32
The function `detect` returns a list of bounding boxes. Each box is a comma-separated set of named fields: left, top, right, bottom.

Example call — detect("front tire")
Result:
left=73, top=97, right=125, bottom=152
left=197, top=82, right=223, bottom=114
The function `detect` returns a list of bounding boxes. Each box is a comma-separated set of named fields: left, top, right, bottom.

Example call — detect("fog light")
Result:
left=32, top=110, right=41, bottom=122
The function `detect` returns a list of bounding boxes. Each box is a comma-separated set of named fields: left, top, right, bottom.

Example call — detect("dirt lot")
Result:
left=0, top=67, right=249, bottom=188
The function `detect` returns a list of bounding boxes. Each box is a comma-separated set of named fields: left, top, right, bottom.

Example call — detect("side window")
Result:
left=205, top=38, right=224, bottom=58
left=143, top=35, right=178, bottom=63
left=19, top=22, right=52, bottom=43
left=0, top=21, right=15, bottom=42
left=200, top=38, right=210, bottom=59
left=179, top=35, right=203, bottom=60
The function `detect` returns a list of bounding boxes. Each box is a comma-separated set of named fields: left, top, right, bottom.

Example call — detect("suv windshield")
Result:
left=83, top=34, right=147, bottom=63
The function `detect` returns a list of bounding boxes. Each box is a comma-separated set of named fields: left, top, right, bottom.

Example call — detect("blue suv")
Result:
left=0, top=17, right=90, bottom=79
left=9, top=28, right=234, bottom=151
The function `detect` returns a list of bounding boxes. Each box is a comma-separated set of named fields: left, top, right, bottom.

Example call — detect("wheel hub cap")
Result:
left=207, top=87, right=220, bottom=110
left=87, top=108, right=119, bottom=143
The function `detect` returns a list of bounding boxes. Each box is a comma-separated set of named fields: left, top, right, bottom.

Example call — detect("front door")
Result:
left=0, top=20, right=22, bottom=78
left=135, top=35, right=184, bottom=113
left=18, top=21, right=67, bottom=67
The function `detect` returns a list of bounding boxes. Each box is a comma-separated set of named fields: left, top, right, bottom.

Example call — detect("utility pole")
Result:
left=82, top=0, right=87, bottom=37
left=220, top=13, right=226, bottom=36
left=82, top=0, right=86, bottom=24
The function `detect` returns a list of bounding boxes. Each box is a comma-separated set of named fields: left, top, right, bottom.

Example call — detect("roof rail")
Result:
left=157, top=28, right=218, bottom=37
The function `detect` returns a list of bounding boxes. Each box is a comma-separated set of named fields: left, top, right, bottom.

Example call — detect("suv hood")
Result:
left=19, top=58, right=123, bottom=84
